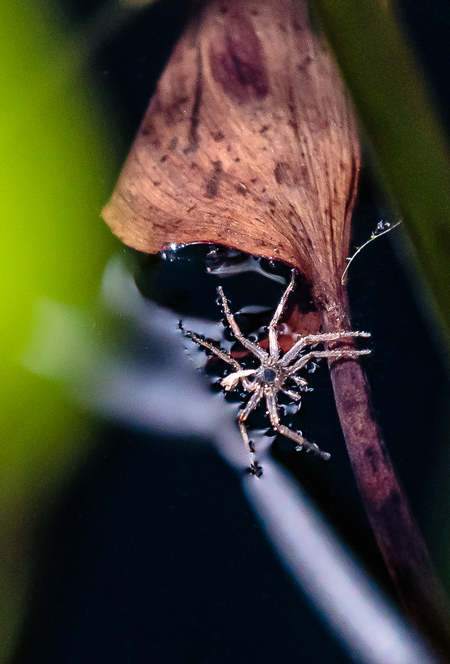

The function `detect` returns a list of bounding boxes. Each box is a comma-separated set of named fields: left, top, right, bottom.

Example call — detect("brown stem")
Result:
left=319, top=287, right=450, bottom=659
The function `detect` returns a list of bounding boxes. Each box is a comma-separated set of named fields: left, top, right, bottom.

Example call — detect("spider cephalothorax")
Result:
left=182, top=270, right=371, bottom=476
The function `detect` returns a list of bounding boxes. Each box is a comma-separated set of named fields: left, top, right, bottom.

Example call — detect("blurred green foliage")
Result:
left=0, top=0, right=122, bottom=659
left=311, top=0, right=450, bottom=345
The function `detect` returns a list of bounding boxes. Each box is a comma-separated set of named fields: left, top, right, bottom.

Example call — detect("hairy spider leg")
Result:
left=277, top=425, right=331, bottom=460
left=183, top=324, right=264, bottom=474
left=264, top=385, right=330, bottom=459
left=288, top=348, right=371, bottom=375
left=279, top=374, right=309, bottom=409
left=237, top=386, right=265, bottom=475
left=182, top=329, right=243, bottom=372
left=182, top=329, right=260, bottom=392
left=289, top=375, right=310, bottom=391
left=217, top=286, right=268, bottom=362
left=267, top=269, right=296, bottom=361
left=281, top=330, right=371, bottom=367
left=281, top=388, right=302, bottom=402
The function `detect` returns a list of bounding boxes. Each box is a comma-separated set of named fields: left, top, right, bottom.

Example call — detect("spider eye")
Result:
left=264, top=368, right=277, bottom=383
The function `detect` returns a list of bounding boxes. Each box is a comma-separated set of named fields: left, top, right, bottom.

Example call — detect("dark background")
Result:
left=12, top=1, right=450, bottom=662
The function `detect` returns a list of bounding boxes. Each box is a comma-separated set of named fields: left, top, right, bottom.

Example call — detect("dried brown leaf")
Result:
left=103, top=0, right=360, bottom=309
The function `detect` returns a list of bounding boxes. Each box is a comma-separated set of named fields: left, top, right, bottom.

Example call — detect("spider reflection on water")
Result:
left=182, top=270, right=371, bottom=477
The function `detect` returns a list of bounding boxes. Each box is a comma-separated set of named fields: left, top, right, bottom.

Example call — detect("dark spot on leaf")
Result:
left=205, top=160, right=223, bottom=199
left=209, top=14, right=269, bottom=102
left=206, top=179, right=218, bottom=198
left=139, top=119, right=161, bottom=148
left=186, top=73, right=202, bottom=153
left=211, top=131, right=225, bottom=142
left=163, top=96, right=190, bottom=127
left=297, top=56, right=312, bottom=72
left=274, top=162, right=291, bottom=184
left=288, top=118, right=299, bottom=135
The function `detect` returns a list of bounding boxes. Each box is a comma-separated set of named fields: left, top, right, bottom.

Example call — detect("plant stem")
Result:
left=319, top=289, right=450, bottom=659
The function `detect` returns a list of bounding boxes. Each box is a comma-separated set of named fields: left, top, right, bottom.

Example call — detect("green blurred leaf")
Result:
left=310, top=0, right=450, bottom=344
left=0, top=0, right=124, bottom=658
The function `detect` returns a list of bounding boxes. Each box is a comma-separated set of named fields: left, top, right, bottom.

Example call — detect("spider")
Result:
left=182, top=270, right=371, bottom=477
